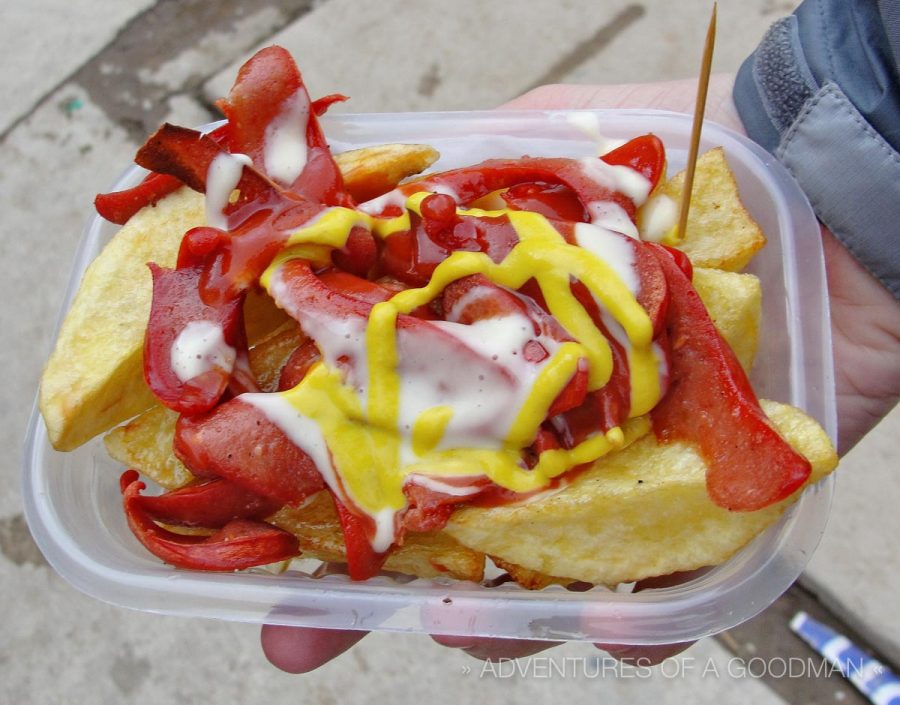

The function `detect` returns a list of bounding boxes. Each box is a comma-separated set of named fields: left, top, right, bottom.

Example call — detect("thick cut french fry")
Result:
left=104, top=405, right=190, bottom=490
left=444, top=400, right=837, bottom=586
left=247, top=321, right=306, bottom=393
left=692, top=267, right=761, bottom=373
left=334, top=144, right=439, bottom=202
left=41, top=187, right=204, bottom=451
left=269, top=493, right=484, bottom=582
left=661, top=147, right=766, bottom=271
left=244, top=287, right=293, bottom=345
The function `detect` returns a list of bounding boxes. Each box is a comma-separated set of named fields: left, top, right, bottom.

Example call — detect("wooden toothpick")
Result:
left=676, top=2, right=717, bottom=242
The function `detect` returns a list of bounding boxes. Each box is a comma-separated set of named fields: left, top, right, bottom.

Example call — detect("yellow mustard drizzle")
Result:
left=278, top=362, right=407, bottom=514
left=257, top=191, right=664, bottom=528
left=411, top=406, right=454, bottom=456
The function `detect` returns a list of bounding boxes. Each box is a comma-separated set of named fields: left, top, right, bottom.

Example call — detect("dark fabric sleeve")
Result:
left=733, top=0, right=900, bottom=299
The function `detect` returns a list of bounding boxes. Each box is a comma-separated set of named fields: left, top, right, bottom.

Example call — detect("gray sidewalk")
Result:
left=2, top=1, right=897, bottom=703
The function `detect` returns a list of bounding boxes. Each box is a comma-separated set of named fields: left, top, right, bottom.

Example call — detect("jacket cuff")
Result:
left=734, top=8, right=900, bottom=299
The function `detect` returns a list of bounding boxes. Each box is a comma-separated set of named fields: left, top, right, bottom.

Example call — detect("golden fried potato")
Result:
left=40, top=187, right=204, bottom=451
left=269, top=493, right=484, bottom=582
left=660, top=147, right=766, bottom=271
left=693, top=267, right=762, bottom=373
left=490, top=556, right=575, bottom=590
left=104, top=404, right=192, bottom=490
left=334, top=143, right=439, bottom=202
left=247, top=321, right=306, bottom=393
left=244, top=287, right=293, bottom=345
left=444, top=400, right=837, bottom=586
left=41, top=143, right=441, bottom=452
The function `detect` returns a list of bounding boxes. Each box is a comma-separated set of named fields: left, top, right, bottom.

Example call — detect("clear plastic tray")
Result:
left=23, top=109, right=836, bottom=644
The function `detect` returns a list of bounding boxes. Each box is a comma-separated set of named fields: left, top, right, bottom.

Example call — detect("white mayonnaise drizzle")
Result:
left=267, top=267, right=371, bottom=395
left=399, top=315, right=558, bottom=452
left=652, top=339, right=670, bottom=386
left=370, top=508, right=397, bottom=553
left=205, top=152, right=253, bottom=230
left=584, top=201, right=641, bottom=240
left=264, top=89, right=311, bottom=186
left=407, top=474, right=483, bottom=497
left=599, top=309, right=669, bottom=406
left=579, top=157, right=652, bottom=205
left=573, top=222, right=639, bottom=293
left=170, top=320, right=236, bottom=383
left=358, top=183, right=459, bottom=216
left=639, top=193, right=679, bottom=242
left=564, top=112, right=627, bottom=156
left=442, top=284, right=501, bottom=323
left=239, top=392, right=341, bottom=493
left=429, top=183, right=461, bottom=202
left=600, top=309, right=633, bottom=357
left=357, top=188, right=409, bottom=216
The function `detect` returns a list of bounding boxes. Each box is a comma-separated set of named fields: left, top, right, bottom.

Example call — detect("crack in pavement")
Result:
left=524, top=4, right=646, bottom=92
left=0, top=0, right=325, bottom=145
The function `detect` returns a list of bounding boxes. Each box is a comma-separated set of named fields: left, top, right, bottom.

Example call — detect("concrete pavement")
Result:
left=2, top=1, right=897, bottom=702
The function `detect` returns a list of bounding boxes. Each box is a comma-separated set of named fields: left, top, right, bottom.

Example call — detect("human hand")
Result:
left=261, top=625, right=693, bottom=673
left=261, top=571, right=697, bottom=673
left=261, top=76, right=900, bottom=673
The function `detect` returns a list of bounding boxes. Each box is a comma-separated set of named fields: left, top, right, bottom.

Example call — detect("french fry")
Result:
left=661, top=147, right=767, bottom=271
left=244, top=287, right=293, bottom=345
left=41, top=187, right=204, bottom=451
left=490, top=556, right=576, bottom=590
left=270, top=493, right=484, bottom=582
left=104, top=405, right=190, bottom=490
left=692, top=267, right=761, bottom=373
left=247, top=321, right=306, bottom=393
left=445, top=400, right=837, bottom=586
left=334, top=143, right=439, bottom=203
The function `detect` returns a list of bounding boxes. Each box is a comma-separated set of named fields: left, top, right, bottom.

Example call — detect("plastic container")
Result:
left=23, top=109, right=836, bottom=644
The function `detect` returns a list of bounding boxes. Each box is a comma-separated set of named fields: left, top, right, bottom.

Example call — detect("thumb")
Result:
left=499, top=75, right=742, bottom=133
left=261, top=625, right=369, bottom=673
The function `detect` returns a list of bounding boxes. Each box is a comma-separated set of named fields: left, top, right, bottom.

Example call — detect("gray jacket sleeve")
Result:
left=733, top=0, right=900, bottom=299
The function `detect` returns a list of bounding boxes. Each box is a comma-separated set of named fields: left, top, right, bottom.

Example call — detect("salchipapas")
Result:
left=100, top=47, right=811, bottom=580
